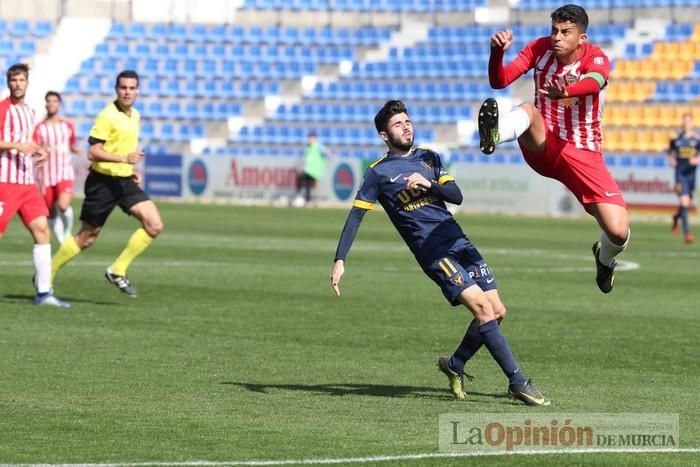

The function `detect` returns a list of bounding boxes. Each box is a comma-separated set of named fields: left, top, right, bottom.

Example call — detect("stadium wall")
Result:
left=82, top=153, right=681, bottom=215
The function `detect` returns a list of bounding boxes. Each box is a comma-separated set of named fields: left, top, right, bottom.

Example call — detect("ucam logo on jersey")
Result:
left=188, top=159, right=208, bottom=196
left=333, top=163, right=355, bottom=200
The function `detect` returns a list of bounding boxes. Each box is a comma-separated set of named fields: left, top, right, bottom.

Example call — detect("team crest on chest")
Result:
left=560, top=73, right=580, bottom=108
left=421, top=161, right=433, bottom=171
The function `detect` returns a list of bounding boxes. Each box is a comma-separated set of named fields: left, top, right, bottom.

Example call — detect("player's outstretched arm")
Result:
left=331, top=206, right=368, bottom=297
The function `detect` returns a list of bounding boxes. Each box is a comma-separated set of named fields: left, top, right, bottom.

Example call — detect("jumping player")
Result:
left=478, top=4, right=630, bottom=293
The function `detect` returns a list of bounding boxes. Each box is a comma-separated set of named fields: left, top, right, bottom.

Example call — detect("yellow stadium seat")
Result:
left=675, top=60, right=693, bottom=79
left=603, top=128, right=622, bottom=152
left=641, top=106, right=661, bottom=127
left=627, top=106, right=644, bottom=127
left=664, top=42, right=682, bottom=61
left=612, top=60, right=631, bottom=79
left=612, top=129, right=633, bottom=152
left=677, top=41, right=695, bottom=62
left=631, top=81, right=654, bottom=102
left=658, top=105, right=676, bottom=127
left=605, top=106, right=626, bottom=126
left=636, top=59, right=654, bottom=80
left=651, top=130, right=672, bottom=151
left=650, top=60, right=676, bottom=80
left=634, top=130, right=654, bottom=152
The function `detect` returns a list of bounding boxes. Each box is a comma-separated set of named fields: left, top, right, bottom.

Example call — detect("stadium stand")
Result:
left=7, top=3, right=700, bottom=160
left=0, top=19, right=52, bottom=73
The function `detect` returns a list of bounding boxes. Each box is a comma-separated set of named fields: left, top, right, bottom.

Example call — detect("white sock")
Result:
left=598, top=229, right=630, bottom=266
left=497, top=107, right=531, bottom=144
left=62, top=206, right=74, bottom=242
left=50, top=216, right=65, bottom=244
left=33, top=243, right=52, bottom=294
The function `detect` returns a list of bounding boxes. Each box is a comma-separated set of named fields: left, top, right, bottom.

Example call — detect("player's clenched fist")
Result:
left=491, top=29, right=513, bottom=51
left=126, top=150, right=144, bottom=164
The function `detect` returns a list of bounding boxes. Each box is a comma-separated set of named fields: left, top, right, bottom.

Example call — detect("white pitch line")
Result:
left=5, top=447, right=700, bottom=466
left=0, top=249, right=642, bottom=274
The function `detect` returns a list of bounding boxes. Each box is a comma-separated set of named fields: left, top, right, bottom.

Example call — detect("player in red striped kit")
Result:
left=478, top=4, right=630, bottom=294
left=34, top=91, right=81, bottom=244
left=0, top=64, right=69, bottom=307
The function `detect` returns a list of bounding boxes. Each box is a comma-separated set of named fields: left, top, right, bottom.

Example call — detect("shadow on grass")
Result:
left=2, top=293, right=119, bottom=306
left=221, top=381, right=509, bottom=402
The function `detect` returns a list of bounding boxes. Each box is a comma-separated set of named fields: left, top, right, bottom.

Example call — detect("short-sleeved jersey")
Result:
left=34, top=118, right=76, bottom=186
left=353, top=147, right=465, bottom=264
left=517, top=37, right=609, bottom=152
left=669, top=132, right=700, bottom=177
left=0, top=97, right=37, bottom=185
left=89, top=101, right=140, bottom=177
left=303, top=142, right=328, bottom=180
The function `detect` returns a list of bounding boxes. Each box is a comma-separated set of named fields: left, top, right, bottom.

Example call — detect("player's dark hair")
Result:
left=551, top=4, right=588, bottom=33
left=115, top=69, right=139, bottom=88
left=45, top=90, right=61, bottom=102
left=6, top=63, right=29, bottom=82
left=374, top=100, right=409, bottom=133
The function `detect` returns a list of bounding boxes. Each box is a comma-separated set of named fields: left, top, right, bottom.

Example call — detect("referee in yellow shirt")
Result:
left=52, top=70, right=164, bottom=297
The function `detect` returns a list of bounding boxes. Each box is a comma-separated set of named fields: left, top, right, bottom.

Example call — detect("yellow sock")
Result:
left=111, top=228, right=154, bottom=276
left=51, top=235, right=82, bottom=282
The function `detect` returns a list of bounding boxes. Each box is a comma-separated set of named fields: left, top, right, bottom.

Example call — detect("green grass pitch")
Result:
left=0, top=202, right=698, bottom=466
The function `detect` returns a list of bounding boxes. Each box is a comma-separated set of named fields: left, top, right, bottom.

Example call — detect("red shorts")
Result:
left=43, top=180, right=75, bottom=211
left=519, top=125, right=626, bottom=208
left=0, top=183, right=50, bottom=233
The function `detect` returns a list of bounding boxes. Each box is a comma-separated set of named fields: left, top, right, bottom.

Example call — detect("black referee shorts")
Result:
left=80, top=169, right=150, bottom=227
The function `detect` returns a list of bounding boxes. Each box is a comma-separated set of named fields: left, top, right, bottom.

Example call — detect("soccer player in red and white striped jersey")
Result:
left=478, top=4, right=630, bottom=294
left=34, top=91, right=81, bottom=244
left=0, top=64, right=69, bottom=307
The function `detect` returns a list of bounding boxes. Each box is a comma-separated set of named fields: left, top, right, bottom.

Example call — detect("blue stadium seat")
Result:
left=78, top=121, right=92, bottom=138
left=190, top=24, right=208, bottom=42
left=33, top=21, right=53, bottom=38
left=168, top=24, right=187, bottom=41
left=66, top=98, right=86, bottom=117
left=148, top=23, right=167, bottom=40
left=108, top=23, right=125, bottom=39
left=168, top=101, right=184, bottom=119
left=160, top=123, right=175, bottom=142
left=126, top=23, right=145, bottom=39
left=141, top=121, right=155, bottom=140
left=147, top=101, right=164, bottom=119
left=145, top=79, right=162, bottom=97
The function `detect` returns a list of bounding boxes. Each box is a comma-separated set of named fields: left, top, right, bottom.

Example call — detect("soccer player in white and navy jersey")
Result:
left=34, top=91, right=81, bottom=244
left=0, top=64, right=69, bottom=307
left=478, top=4, right=630, bottom=294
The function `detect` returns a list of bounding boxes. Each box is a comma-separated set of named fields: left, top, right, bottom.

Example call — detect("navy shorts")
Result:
left=675, top=173, right=696, bottom=197
left=422, top=238, right=497, bottom=306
